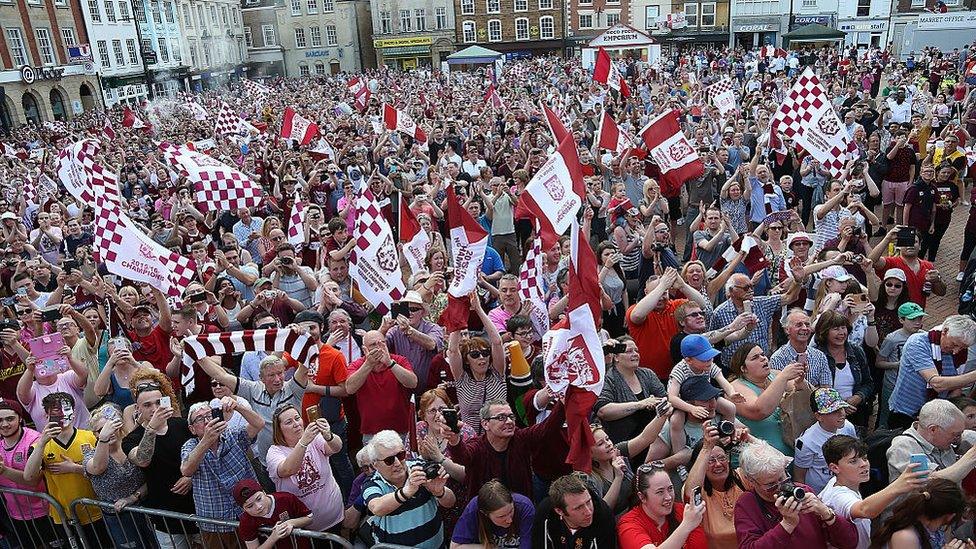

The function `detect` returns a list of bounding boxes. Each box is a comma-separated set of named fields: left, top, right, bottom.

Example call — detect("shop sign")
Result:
left=917, top=11, right=976, bottom=30
left=838, top=20, right=888, bottom=32
left=733, top=23, right=777, bottom=33
left=793, top=15, right=833, bottom=28
left=20, top=65, right=65, bottom=84
left=305, top=50, right=331, bottom=58
left=373, top=36, right=433, bottom=48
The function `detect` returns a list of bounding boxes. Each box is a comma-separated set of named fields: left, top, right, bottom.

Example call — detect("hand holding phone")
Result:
left=909, top=453, right=930, bottom=479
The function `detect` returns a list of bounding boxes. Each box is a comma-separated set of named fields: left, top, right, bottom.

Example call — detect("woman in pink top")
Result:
left=265, top=404, right=345, bottom=534
left=0, top=399, right=54, bottom=543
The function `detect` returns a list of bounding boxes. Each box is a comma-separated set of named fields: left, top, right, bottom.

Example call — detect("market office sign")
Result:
left=917, top=11, right=976, bottom=30
left=20, top=65, right=65, bottom=84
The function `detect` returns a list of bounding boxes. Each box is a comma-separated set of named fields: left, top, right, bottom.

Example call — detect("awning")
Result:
left=782, top=23, right=846, bottom=44
left=380, top=45, right=431, bottom=57
left=446, top=45, right=503, bottom=65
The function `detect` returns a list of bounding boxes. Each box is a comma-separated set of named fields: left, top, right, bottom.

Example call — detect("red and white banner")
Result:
left=121, top=107, right=146, bottom=129
left=769, top=68, right=858, bottom=178
left=383, top=104, right=427, bottom=143
left=542, top=104, right=570, bottom=145
left=706, top=78, right=738, bottom=117
left=542, top=217, right=604, bottom=471
left=597, top=111, right=634, bottom=154
left=399, top=194, right=431, bottom=275
left=518, top=235, right=550, bottom=337
left=280, top=107, right=319, bottom=146
left=593, top=47, right=630, bottom=97
left=439, top=186, right=488, bottom=332
left=287, top=193, right=305, bottom=248
left=102, top=117, right=116, bottom=140
left=520, top=134, right=585, bottom=249
left=2, top=143, right=26, bottom=160
left=159, top=142, right=262, bottom=211
left=348, top=78, right=372, bottom=112
left=184, top=101, right=208, bottom=121
left=350, top=189, right=405, bottom=315
left=760, top=45, right=788, bottom=58
left=484, top=84, right=506, bottom=112
left=309, top=138, right=336, bottom=160
left=639, top=109, right=705, bottom=196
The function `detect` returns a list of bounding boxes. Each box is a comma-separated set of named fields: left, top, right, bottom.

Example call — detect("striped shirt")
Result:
left=362, top=461, right=444, bottom=549
left=769, top=343, right=833, bottom=387
left=180, top=426, right=258, bottom=532
left=456, top=369, right=507, bottom=435
left=710, top=295, right=782, bottom=367
left=890, top=331, right=955, bottom=417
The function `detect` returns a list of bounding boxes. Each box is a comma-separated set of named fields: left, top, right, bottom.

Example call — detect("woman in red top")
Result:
left=617, top=462, right=708, bottom=549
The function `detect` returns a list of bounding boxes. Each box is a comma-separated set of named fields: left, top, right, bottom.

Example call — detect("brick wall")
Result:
left=453, top=0, right=564, bottom=44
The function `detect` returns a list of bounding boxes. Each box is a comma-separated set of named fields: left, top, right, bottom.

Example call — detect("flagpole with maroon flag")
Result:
left=542, top=103, right=570, bottom=145
left=399, top=193, right=431, bottom=276
left=592, top=47, right=630, bottom=97
left=638, top=109, right=705, bottom=197
left=438, top=186, right=488, bottom=333
left=518, top=133, right=585, bottom=250
left=542, top=216, right=605, bottom=472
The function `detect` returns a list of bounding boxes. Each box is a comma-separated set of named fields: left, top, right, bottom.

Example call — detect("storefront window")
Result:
left=22, top=93, right=40, bottom=125
left=49, top=89, right=66, bottom=121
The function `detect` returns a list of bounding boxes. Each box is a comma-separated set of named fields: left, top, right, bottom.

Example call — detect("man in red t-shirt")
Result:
left=869, top=225, right=947, bottom=307
left=233, top=479, right=313, bottom=549
left=345, top=330, right=417, bottom=441
left=127, top=288, right=174, bottom=379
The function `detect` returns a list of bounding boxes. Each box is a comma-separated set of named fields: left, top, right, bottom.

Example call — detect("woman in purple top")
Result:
left=450, top=480, right=534, bottom=549
left=734, top=440, right=858, bottom=549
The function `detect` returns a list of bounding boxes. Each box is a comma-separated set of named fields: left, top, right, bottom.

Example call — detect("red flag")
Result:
left=121, top=107, right=146, bottom=129
left=484, top=84, right=506, bottom=112
left=102, top=117, right=116, bottom=140
left=597, top=111, right=636, bottom=155
left=518, top=134, right=585, bottom=250
left=383, top=104, right=427, bottom=143
left=593, top=47, right=630, bottom=97
left=280, top=107, right=319, bottom=146
left=348, top=77, right=371, bottom=112
left=438, top=186, right=488, bottom=332
left=542, top=104, right=570, bottom=145
left=638, top=110, right=704, bottom=197
left=399, top=193, right=431, bottom=275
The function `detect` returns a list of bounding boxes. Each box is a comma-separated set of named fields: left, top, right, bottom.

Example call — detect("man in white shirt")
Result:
left=886, top=91, right=913, bottom=124
left=460, top=148, right=487, bottom=179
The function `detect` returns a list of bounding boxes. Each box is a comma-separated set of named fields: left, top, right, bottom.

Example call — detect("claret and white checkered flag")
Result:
left=350, top=189, right=405, bottom=315
left=705, top=78, right=738, bottom=117
left=518, top=234, right=550, bottom=336
left=214, top=102, right=249, bottom=136
left=159, top=141, right=262, bottom=212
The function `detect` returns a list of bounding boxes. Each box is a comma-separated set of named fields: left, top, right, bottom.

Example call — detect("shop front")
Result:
left=0, top=64, right=101, bottom=132
left=582, top=24, right=660, bottom=70
left=101, top=73, right=149, bottom=107
left=732, top=19, right=781, bottom=49
left=838, top=19, right=889, bottom=48
left=375, top=37, right=434, bottom=70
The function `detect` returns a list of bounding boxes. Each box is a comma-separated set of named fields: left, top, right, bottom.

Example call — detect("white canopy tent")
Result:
left=582, top=24, right=661, bottom=69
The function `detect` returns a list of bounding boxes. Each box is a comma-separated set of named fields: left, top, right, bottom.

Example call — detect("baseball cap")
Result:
left=883, top=269, right=907, bottom=282
left=0, top=397, right=25, bottom=418
left=680, top=334, right=720, bottom=361
left=400, top=290, right=425, bottom=306
left=132, top=304, right=154, bottom=317
left=787, top=232, right=813, bottom=248
left=679, top=376, right=722, bottom=402
left=253, top=277, right=273, bottom=289
left=813, top=388, right=855, bottom=415
left=0, top=212, right=16, bottom=221
left=821, top=265, right=853, bottom=283
left=232, top=478, right=263, bottom=506
left=897, top=302, right=927, bottom=320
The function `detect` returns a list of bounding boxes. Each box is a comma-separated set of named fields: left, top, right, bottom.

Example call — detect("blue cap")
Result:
left=680, top=334, right=720, bottom=361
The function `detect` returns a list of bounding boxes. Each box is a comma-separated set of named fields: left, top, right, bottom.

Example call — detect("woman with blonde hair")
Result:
left=639, top=179, right=669, bottom=221
left=255, top=216, right=282, bottom=261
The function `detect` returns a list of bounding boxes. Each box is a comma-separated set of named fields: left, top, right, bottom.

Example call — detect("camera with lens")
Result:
left=650, top=243, right=668, bottom=252
left=779, top=481, right=806, bottom=501
left=603, top=342, right=627, bottom=355
left=420, top=460, right=441, bottom=480
left=713, top=413, right=735, bottom=437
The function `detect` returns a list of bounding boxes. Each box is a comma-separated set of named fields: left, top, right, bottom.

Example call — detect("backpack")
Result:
left=862, top=428, right=908, bottom=497
left=959, top=258, right=976, bottom=320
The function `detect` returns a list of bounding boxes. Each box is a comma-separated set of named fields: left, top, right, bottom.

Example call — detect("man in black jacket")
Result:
left=531, top=474, right=616, bottom=549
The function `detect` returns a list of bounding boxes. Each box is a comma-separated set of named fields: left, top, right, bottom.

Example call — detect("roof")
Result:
left=446, top=45, right=503, bottom=64
left=782, top=23, right=846, bottom=41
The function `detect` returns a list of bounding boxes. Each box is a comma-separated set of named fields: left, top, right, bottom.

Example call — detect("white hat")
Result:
left=883, top=268, right=907, bottom=282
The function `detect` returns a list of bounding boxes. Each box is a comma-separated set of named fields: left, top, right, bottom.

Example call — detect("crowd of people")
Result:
left=0, top=37, right=971, bottom=549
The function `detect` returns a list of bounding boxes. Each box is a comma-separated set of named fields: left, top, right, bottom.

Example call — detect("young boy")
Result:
left=234, top=478, right=314, bottom=549
left=876, top=301, right=926, bottom=428
left=794, top=388, right=857, bottom=494
left=667, top=335, right=743, bottom=454
left=819, top=435, right=926, bottom=549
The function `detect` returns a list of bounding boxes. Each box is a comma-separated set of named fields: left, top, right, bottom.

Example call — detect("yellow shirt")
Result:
left=34, top=429, right=102, bottom=524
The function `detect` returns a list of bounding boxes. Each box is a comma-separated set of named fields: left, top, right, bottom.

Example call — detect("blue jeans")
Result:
left=103, top=510, right=157, bottom=549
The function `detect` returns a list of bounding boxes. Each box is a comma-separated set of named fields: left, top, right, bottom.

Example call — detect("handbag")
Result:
left=780, top=381, right=816, bottom=446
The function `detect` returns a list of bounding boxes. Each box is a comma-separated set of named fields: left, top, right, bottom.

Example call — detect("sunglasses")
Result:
left=256, top=323, right=277, bottom=330
left=637, top=460, right=666, bottom=474
left=134, top=381, right=161, bottom=395
left=885, top=282, right=903, bottom=289
left=768, top=225, right=783, bottom=230
left=210, top=380, right=222, bottom=388
left=408, top=306, right=424, bottom=313
left=380, top=450, right=407, bottom=466
left=685, top=311, right=705, bottom=318
left=467, top=350, right=490, bottom=359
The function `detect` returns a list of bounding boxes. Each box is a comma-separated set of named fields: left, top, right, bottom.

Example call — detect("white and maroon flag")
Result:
left=541, top=217, right=605, bottom=472
left=348, top=78, right=372, bottom=112
left=518, top=234, right=550, bottom=336
left=350, top=189, right=405, bottom=315
left=542, top=103, right=570, bottom=145
left=280, top=107, right=319, bottom=146
left=439, top=186, right=488, bottom=333
left=770, top=67, right=858, bottom=178
left=102, top=117, right=116, bottom=140
left=597, top=111, right=634, bottom=154
left=593, top=47, right=630, bottom=97
left=383, top=104, right=427, bottom=143
left=185, top=101, right=209, bottom=121
left=287, top=193, right=305, bottom=248
left=760, top=45, right=788, bottom=58
left=706, top=78, right=738, bottom=117
left=240, top=78, right=271, bottom=96
left=159, top=142, right=262, bottom=211
left=520, top=134, right=585, bottom=249
left=484, top=84, right=506, bottom=112
left=214, top=102, right=249, bottom=136
left=309, top=138, right=336, bottom=160
left=2, top=143, right=26, bottom=160
left=399, top=193, right=430, bottom=275
left=121, top=107, right=146, bottom=129
left=639, top=109, right=705, bottom=196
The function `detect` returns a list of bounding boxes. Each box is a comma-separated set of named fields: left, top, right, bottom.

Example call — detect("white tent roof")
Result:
left=586, top=24, right=656, bottom=49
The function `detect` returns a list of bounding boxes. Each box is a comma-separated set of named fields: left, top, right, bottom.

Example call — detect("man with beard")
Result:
left=867, top=226, right=946, bottom=307
left=770, top=309, right=833, bottom=387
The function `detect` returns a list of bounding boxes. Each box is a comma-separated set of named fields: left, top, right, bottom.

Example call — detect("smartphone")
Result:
left=159, top=396, right=171, bottom=408
left=693, top=486, right=703, bottom=506
left=306, top=405, right=321, bottom=422
left=190, top=292, right=207, bottom=303
left=391, top=301, right=410, bottom=320
left=743, top=300, right=753, bottom=314
left=797, top=352, right=808, bottom=366
left=909, top=453, right=930, bottom=479
left=63, top=258, right=78, bottom=273
left=654, top=399, right=670, bottom=417
left=442, top=408, right=460, bottom=433
left=896, top=226, right=917, bottom=247
left=210, top=404, right=224, bottom=422
left=40, top=307, right=62, bottom=322
left=852, top=293, right=868, bottom=304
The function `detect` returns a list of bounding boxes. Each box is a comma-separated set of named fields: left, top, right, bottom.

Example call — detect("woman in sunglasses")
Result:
left=266, top=404, right=345, bottom=537
left=447, top=294, right=507, bottom=435
left=616, top=461, right=707, bottom=549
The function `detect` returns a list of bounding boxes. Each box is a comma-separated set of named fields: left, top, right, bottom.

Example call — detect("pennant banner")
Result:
left=350, top=189, right=405, bottom=314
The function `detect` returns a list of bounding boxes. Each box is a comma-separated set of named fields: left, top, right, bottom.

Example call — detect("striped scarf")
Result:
left=706, top=234, right=769, bottom=279
left=927, top=326, right=968, bottom=399
left=181, top=328, right=319, bottom=394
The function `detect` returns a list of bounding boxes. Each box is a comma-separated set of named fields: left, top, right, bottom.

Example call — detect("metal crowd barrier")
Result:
left=0, top=485, right=79, bottom=549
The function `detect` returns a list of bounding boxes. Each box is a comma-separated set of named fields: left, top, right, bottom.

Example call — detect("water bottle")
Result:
left=963, top=288, right=973, bottom=303
left=922, top=280, right=932, bottom=296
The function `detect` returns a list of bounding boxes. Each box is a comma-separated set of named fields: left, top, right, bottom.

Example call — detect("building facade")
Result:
left=371, top=0, right=455, bottom=69
left=131, top=0, right=191, bottom=97
left=278, top=0, right=371, bottom=76
left=453, top=0, right=564, bottom=59
left=0, top=0, right=101, bottom=130
left=729, top=0, right=787, bottom=48
left=81, top=0, right=149, bottom=106
left=660, top=0, right=729, bottom=50
left=178, top=0, right=247, bottom=90
left=890, top=0, right=976, bottom=59
left=566, top=0, right=631, bottom=55
left=835, top=0, right=891, bottom=48
left=242, top=0, right=284, bottom=78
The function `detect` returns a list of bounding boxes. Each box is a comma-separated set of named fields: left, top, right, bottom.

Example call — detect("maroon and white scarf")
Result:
left=928, top=326, right=968, bottom=397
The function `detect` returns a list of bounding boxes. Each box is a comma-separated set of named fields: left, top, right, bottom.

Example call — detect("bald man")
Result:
left=345, top=330, right=418, bottom=442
